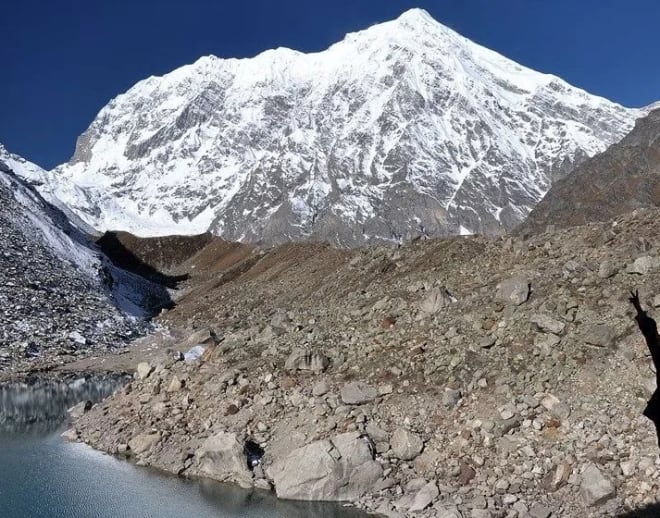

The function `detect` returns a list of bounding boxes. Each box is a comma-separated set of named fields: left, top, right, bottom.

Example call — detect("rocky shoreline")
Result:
left=54, top=208, right=660, bottom=517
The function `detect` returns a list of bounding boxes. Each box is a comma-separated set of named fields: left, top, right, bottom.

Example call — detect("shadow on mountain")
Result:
left=97, top=232, right=190, bottom=289
left=617, top=503, right=660, bottom=517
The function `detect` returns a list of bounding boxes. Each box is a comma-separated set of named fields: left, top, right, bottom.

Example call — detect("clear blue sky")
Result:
left=2, top=0, right=659, bottom=169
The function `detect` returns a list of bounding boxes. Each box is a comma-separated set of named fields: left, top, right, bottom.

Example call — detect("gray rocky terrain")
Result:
left=0, top=164, right=163, bottom=375
left=61, top=206, right=660, bottom=517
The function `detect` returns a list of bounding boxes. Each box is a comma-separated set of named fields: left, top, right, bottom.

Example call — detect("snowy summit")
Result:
left=30, top=9, right=645, bottom=245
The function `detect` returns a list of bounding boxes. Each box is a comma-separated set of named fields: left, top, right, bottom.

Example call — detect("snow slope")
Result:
left=34, top=8, right=646, bottom=245
left=0, top=145, right=169, bottom=318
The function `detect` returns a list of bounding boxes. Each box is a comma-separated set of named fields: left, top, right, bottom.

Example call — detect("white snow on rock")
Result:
left=26, top=8, right=648, bottom=246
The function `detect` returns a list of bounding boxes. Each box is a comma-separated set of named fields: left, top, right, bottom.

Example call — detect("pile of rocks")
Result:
left=70, top=207, right=660, bottom=517
left=0, top=171, right=149, bottom=374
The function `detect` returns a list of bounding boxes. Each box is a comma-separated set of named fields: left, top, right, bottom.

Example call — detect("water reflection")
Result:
left=0, top=374, right=129, bottom=433
left=199, top=479, right=371, bottom=518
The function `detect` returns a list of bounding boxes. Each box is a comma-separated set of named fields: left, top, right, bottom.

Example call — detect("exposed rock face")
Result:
left=29, top=10, right=643, bottom=246
left=267, top=432, right=382, bottom=501
left=521, top=109, right=660, bottom=234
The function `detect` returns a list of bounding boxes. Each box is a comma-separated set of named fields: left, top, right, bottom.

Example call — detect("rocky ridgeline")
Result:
left=0, top=171, right=149, bottom=373
left=68, top=208, right=660, bottom=517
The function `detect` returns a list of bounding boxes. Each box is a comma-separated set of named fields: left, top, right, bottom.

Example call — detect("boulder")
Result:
left=408, top=481, right=439, bottom=512
left=136, top=362, right=153, bottom=380
left=128, top=432, right=161, bottom=455
left=541, top=394, right=571, bottom=419
left=627, top=256, right=660, bottom=275
left=581, top=324, right=617, bottom=348
left=419, top=287, right=455, bottom=314
left=67, top=400, right=92, bottom=419
left=340, top=382, right=378, bottom=405
left=285, top=349, right=330, bottom=372
left=580, top=463, right=615, bottom=506
left=60, top=428, right=79, bottom=441
left=268, top=432, right=383, bottom=501
left=496, top=276, right=530, bottom=305
left=182, top=328, right=218, bottom=347
left=391, top=428, right=424, bottom=460
left=530, top=314, right=565, bottom=335
left=196, top=432, right=253, bottom=487
left=442, top=388, right=462, bottom=408
left=166, top=375, right=184, bottom=393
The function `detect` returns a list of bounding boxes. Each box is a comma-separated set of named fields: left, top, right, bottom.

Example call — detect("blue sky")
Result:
left=2, top=0, right=659, bottom=169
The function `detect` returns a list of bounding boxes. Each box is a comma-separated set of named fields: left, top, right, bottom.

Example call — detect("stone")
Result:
left=598, top=260, right=619, bottom=279
left=167, top=375, right=184, bottom=393
left=443, top=387, right=462, bottom=408
left=390, top=428, right=424, bottom=460
left=581, top=324, right=617, bottom=348
left=182, top=328, right=218, bottom=348
left=496, top=275, right=530, bottom=305
left=340, top=382, right=378, bottom=405
left=419, top=287, right=455, bottom=314
left=479, top=336, right=496, bottom=349
left=128, top=432, right=161, bottom=455
left=136, top=362, right=154, bottom=380
left=196, top=432, right=253, bottom=487
left=68, top=400, right=92, bottom=419
left=580, top=463, right=615, bottom=506
left=285, top=349, right=330, bottom=372
left=408, top=481, right=439, bottom=512
left=458, top=460, right=476, bottom=485
left=530, top=313, right=565, bottom=335
left=544, top=461, right=571, bottom=491
left=541, top=394, right=571, bottom=419
left=529, top=503, right=552, bottom=518
left=626, top=256, right=660, bottom=275
left=267, top=431, right=382, bottom=501
left=435, top=506, right=463, bottom=518
left=312, top=380, right=330, bottom=396
left=60, top=428, right=79, bottom=441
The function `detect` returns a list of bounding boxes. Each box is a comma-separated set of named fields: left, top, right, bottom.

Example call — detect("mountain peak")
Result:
left=396, top=8, right=436, bottom=25
left=30, top=11, right=644, bottom=246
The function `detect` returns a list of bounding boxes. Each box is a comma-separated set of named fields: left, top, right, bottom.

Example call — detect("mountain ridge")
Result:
left=27, top=8, right=649, bottom=245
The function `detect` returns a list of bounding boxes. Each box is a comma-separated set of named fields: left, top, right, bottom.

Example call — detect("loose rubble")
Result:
left=42, top=208, right=660, bottom=516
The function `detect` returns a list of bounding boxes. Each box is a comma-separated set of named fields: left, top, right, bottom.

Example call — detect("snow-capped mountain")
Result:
left=37, top=8, right=644, bottom=245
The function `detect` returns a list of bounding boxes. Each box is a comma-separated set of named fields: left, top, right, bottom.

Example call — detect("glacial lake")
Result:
left=0, top=376, right=372, bottom=518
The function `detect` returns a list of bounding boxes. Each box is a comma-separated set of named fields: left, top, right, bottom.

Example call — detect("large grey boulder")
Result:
left=128, top=432, right=161, bottom=455
left=267, top=431, right=382, bottom=501
left=136, top=362, right=153, bottom=380
left=419, top=287, right=455, bottom=314
left=581, top=324, right=617, bottom=348
left=390, top=428, right=424, bottom=460
left=580, top=463, right=615, bottom=506
left=530, top=314, right=565, bottom=335
left=408, top=481, right=439, bottom=512
left=196, top=432, right=253, bottom=487
left=340, top=382, right=378, bottom=405
left=496, top=276, right=530, bottom=305
left=626, top=255, right=660, bottom=275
